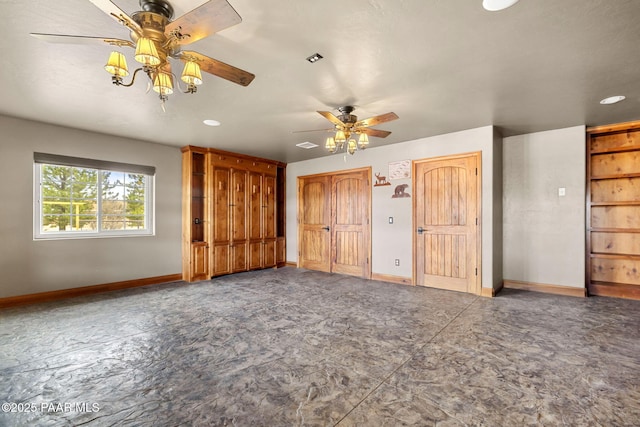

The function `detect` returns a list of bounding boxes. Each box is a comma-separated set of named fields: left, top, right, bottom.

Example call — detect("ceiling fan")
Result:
left=312, top=106, right=399, bottom=154
left=30, top=0, right=255, bottom=103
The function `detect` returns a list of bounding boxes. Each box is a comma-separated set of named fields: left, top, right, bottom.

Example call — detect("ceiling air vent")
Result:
left=296, top=141, right=319, bottom=149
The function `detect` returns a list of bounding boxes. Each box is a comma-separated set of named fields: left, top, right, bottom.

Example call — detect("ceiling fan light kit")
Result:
left=32, top=0, right=255, bottom=105
left=319, top=106, right=397, bottom=155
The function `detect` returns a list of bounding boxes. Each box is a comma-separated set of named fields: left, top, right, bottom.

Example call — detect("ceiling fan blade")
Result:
left=180, top=50, right=254, bottom=86
left=317, top=111, right=345, bottom=127
left=30, top=33, right=134, bottom=48
left=87, top=0, right=142, bottom=35
left=354, top=112, right=399, bottom=128
left=358, top=128, right=392, bottom=138
left=166, top=0, right=242, bottom=46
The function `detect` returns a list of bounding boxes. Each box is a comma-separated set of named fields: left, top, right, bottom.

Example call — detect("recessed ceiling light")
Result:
left=306, top=53, right=323, bottom=63
left=296, top=141, right=319, bottom=149
left=482, top=0, right=520, bottom=11
left=599, top=95, right=626, bottom=105
left=203, top=119, right=221, bottom=126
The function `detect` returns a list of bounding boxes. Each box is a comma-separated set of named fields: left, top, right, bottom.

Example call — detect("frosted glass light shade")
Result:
left=347, top=139, right=357, bottom=155
left=358, top=133, right=369, bottom=148
left=153, top=71, right=173, bottom=95
left=325, top=137, right=337, bottom=153
left=134, top=37, right=161, bottom=66
left=104, top=51, right=129, bottom=77
left=334, top=130, right=346, bottom=144
left=181, top=60, right=203, bottom=85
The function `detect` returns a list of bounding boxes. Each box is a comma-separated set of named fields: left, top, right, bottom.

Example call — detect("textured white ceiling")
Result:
left=1, top=0, right=640, bottom=162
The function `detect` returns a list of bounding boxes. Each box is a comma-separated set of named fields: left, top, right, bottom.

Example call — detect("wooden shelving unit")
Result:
left=586, top=120, right=640, bottom=299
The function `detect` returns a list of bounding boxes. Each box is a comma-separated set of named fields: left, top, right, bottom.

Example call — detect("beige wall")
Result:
left=0, top=115, right=182, bottom=298
left=286, top=126, right=504, bottom=290
left=502, top=126, right=586, bottom=287
left=0, top=114, right=586, bottom=299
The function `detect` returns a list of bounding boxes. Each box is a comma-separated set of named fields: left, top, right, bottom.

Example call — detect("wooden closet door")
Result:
left=231, top=169, right=248, bottom=272
left=298, top=175, right=331, bottom=272
left=248, top=171, right=263, bottom=269
left=212, top=166, right=231, bottom=276
left=415, top=154, right=479, bottom=294
left=298, top=168, right=371, bottom=278
left=331, top=170, right=370, bottom=278
left=263, top=174, right=277, bottom=267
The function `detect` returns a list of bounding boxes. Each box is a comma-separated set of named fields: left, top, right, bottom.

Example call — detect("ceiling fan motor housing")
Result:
left=337, top=106, right=357, bottom=125
left=139, top=0, right=174, bottom=20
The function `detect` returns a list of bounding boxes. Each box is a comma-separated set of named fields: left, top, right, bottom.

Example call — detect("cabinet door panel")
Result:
left=276, top=237, right=286, bottom=265
left=231, top=243, right=247, bottom=272
left=264, top=240, right=276, bottom=267
left=231, top=169, right=247, bottom=241
left=213, top=167, right=230, bottom=242
left=213, top=244, right=230, bottom=276
left=264, top=175, right=276, bottom=239
left=249, top=241, right=262, bottom=270
left=249, top=172, right=262, bottom=240
left=191, top=242, right=209, bottom=281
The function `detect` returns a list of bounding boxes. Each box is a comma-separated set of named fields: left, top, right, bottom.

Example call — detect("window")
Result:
left=34, top=153, right=155, bottom=239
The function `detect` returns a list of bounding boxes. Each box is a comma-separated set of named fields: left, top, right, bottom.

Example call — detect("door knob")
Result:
left=322, top=226, right=330, bottom=231
left=417, top=227, right=425, bottom=234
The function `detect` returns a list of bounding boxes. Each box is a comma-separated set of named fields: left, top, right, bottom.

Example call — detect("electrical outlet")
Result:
left=395, top=259, right=400, bottom=266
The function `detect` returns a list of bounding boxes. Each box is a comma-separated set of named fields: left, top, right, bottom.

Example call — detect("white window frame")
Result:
left=33, top=153, right=155, bottom=240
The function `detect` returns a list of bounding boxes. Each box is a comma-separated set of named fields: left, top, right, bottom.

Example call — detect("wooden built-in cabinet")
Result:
left=182, top=146, right=286, bottom=282
left=587, top=121, right=640, bottom=300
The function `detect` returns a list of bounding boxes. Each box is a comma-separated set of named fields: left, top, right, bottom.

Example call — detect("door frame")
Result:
left=297, top=167, right=372, bottom=279
left=412, top=152, right=482, bottom=294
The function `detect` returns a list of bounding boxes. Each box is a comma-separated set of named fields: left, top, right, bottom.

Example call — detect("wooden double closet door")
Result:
left=298, top=168, right=371, bottom=278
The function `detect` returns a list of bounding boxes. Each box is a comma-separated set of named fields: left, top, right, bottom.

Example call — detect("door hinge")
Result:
left=476, top=218, right=478, bottom=225
left=475, top=168, right=478, bottom=176
left=475, top=268, right=478, bottom=276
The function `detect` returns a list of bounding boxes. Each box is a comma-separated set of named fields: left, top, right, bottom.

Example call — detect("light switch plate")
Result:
left=389, top=217, right=393, bottom=224
left=558, top=187, right=566, bottom=197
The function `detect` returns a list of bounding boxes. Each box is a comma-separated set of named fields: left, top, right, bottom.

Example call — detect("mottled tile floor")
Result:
left=1, top=267, right=639, bottom=426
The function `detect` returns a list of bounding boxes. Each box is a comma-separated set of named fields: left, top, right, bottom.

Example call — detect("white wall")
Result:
left=503, top=126, right=586, bottom=288
left=286, top=126, right=503, bottom=290
left=0, top=115, right=182, bottom=298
